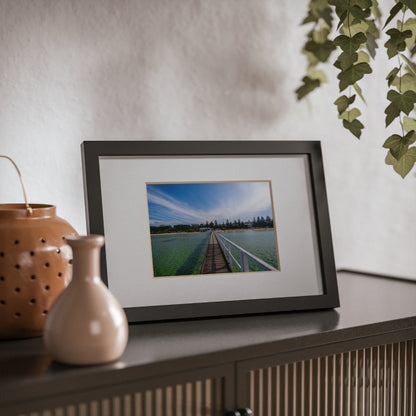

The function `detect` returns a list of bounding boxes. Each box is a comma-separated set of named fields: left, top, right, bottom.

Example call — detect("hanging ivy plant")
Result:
left=297, top=0, right=416, bottom=178
left=296, top=0, right=335, bottom=99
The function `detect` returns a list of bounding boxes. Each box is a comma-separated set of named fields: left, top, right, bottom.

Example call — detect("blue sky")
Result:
left=146, top=181, right=275, bottom=226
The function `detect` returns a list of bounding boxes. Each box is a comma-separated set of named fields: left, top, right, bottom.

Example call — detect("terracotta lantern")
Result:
left=0, top=156, right=77, bottom=339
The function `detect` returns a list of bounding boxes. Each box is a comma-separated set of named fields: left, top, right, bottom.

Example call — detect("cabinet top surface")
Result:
left=1, top=271, right=416, bottom=395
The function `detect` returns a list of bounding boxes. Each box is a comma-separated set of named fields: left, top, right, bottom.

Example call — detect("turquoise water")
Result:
left=150, top=229, right=279, bottom=277
left=150, top=232, right=210, bottom=277
left=220, top=230, right=279, bottom=272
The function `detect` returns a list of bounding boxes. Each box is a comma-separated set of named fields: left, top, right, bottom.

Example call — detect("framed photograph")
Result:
left=81, top=140, right=339, bottom=322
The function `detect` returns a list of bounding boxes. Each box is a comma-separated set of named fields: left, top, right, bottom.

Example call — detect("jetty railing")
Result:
left=214, top=231, right=277, bottom=272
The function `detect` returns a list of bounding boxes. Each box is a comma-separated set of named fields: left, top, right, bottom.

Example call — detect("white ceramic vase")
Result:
left=43, top=235, right=128, bottom=365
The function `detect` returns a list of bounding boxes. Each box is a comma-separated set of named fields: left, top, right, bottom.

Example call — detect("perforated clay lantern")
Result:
left=0, top=156, right=77, bottom=339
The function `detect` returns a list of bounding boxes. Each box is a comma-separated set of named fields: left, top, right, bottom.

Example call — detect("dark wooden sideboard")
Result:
left=1, top=271, right=416, bottom=416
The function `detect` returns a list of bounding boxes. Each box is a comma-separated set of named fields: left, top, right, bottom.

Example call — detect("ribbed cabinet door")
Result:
left=236, top=340, right=416, bottom=416
left=5, top=364, right=235, bottom=416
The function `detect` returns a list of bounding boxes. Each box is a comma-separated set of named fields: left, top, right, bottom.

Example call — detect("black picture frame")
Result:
left=81, top=140, right=339, bottom=323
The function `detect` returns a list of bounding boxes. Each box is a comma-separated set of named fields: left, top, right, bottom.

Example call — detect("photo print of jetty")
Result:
left=146, top=181, right=280, bottom=278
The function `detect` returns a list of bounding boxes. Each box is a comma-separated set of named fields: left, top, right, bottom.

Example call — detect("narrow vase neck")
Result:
left=66, top=235, right=105, bottom=282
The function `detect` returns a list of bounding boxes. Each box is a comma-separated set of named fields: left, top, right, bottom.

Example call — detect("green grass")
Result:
left=150, top=232, right=211, bottom=277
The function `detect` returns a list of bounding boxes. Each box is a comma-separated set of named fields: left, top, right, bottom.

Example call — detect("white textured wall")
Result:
left=0, top=0, right=415, bottom=279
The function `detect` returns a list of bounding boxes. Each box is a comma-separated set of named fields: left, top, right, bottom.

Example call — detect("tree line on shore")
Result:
left=150, top=216, right=274, bottom=234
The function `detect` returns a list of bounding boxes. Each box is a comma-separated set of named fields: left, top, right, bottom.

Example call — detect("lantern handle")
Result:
left=0, top=155, right=33, bottom=216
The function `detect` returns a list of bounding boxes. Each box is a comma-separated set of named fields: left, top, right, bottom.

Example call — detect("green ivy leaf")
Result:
left=357, top=50, right=370, bottom=63
left=352, top=0, right=372, bottom=8
left=307, top=69, right=328, bottom=83
left=343, top=118, right=364, bottom=138
left=385, top=150, right=397, bottom=166
left=334, top=95, right=356, bottom=114
left=366, top=19, right=380, bottom=38
left=329, top=0, right=371, bottom=26
left=303, top=13, right=317, bottom=25
left=350, top=5, right=370, bottom=21
left=382, top=131, right=416, bottom=159
left=384, top=29, right=413, bottom=59
left=320, top=8, right=334, bottom=27
left=402, top=0, right=416, bottom=15
left=366, top=32, right=378, bottom=59
left=312, top=26, right=331, bottom=44
left=353, top=82, right=367, bottom=104
left=392, top=73, right=416, bottom=92
left=303, top=49, right=320, bottom=67
left=385, top=103, right=401, bottom=126
left=365, top=20, right=380, bottom=59
left=338, top=62, right=372, bottom=91
left=305, top=40, right=336, bottom=62
left=400, top=53, right=416, bottom=76
left=393, top=146, right=416, bottom=178
left=384, top=89, right=416, bottom=126
left=340, top=20, right=369, bottom=36
left=388, top=89, right=416, bottom=114
left=334, top=52, right=358, bottom=71
left=371, top=0, right=382, bottom=22
left=386, top=67, right=400, bottom=86
left=337, top=10, right=348, bottom=30
left=404, top=129, right=415, bottom=143
left=403, top=116, right=416, bottom=132
left=383, top=2, right=403, bottom=29
left=327, top=0, right=349, bottom=18
left=296, top=76, right=321, bottom=100
left=401, top=18, right=416, bottom=49
left=302, top=0, right=334, bottom=26
left=329, top=0, right=371, bottom=11
left=334, top=33, right=367, bottom=54
left=339, top=107, right=362, bottom=121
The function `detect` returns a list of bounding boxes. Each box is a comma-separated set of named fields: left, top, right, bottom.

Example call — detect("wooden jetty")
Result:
left=201, top=232, right=232, bottom=274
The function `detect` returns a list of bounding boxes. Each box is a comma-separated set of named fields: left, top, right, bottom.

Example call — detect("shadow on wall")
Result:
left=87, top=0, right=289, bottom=139
left=0, top=0, right=290, bottom=143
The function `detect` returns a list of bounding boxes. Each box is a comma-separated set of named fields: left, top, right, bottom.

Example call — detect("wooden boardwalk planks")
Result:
left=201, top=232, right=232, bottom=274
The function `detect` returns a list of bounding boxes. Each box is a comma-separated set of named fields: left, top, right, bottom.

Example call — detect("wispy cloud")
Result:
left=147, top=187, right=207, bottom=224
left=216, top=182, right=272, bottom=220
left=146, top=181, right=274, bottom=226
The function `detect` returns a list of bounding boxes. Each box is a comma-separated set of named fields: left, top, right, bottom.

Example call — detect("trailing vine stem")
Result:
left=295, top=0, right=335, bottom=100
left=398, top=54, right=405, bottom=137
left=347, top=5, right=353, bottom=124
left=348, top=2, right=352, bottom=38
left=383, top=2, right=416, bottom=178
left=331, top=0, right=373, bottom=139
left=399, top=10, right=405, bottom=136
